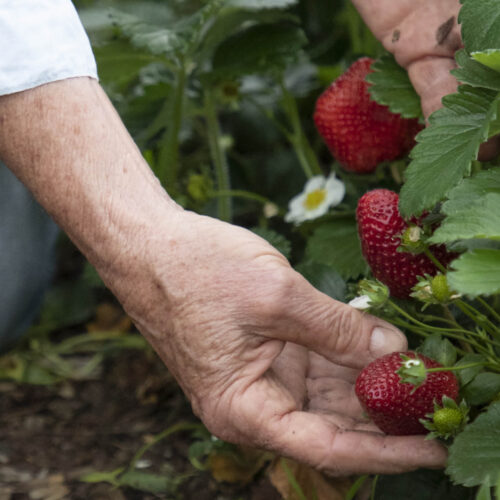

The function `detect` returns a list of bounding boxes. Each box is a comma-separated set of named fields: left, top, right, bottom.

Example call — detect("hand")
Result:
left=113, top=211, right=448, bottom=475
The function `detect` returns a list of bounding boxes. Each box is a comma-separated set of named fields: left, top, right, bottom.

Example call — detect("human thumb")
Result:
left=265, top=272, right=407, bottom=369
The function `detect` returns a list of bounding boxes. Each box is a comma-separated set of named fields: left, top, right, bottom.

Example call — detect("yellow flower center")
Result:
left=303, top=189, right=327, bottom=210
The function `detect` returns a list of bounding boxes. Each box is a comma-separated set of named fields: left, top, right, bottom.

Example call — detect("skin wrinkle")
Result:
left=0, top=72, right=450, bottom=474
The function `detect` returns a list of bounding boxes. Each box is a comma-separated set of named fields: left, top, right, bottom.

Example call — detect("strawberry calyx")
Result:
left=411, top=274, right=461, bottom=308
left=396, top=353, right=428, bottom=389
left=420, top=396, right=469, bottom=440
left=356, top=279, right=390, bottom=310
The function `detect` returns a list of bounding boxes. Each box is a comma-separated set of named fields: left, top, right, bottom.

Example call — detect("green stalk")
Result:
left=158, top=62, right=187, bottom=189
left=426, top=362, right=491, bottom=373
left=279, top=81, right=323, bottom=179
left=476, top=296, right=500, bottom=324
left=204, top=87, right=232, bottom=222
left=128, top=422, right=202, bottom=471
left=212, top=189, right=283, bottom=215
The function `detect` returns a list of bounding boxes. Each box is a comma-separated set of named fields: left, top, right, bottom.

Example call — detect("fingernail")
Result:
left=369, top=327, right=406, bottom=358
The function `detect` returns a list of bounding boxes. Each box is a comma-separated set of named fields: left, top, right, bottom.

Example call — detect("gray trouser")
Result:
left=0, top=163, right=58, bottom=351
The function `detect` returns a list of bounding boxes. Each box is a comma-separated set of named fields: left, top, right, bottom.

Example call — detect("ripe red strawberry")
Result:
left=355, top=351, right=459, bottom=435
left=314, top=58, right=422, bottom=173
left=356, top=189, right=454, bottom=298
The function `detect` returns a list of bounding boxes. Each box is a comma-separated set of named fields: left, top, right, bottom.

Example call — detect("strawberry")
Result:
left=356, top=189, right=454, bottom=299
left=313, top=58, right=422, bottom=173
left=355, top=351, right=459, bottom=435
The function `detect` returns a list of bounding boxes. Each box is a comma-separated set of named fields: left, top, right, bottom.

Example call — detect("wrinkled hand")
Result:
left=115, top=211, right=447, bottom=475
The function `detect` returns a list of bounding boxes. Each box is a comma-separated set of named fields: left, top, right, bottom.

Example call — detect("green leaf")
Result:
left=366, top=53, right=422, bottom=119
left=447, top=402, right=500, bottom=487
left=463, top=373, right=500, bottom=406
left=118, top=470, right=181, bottom=494
left=251, top=227, right=291, bottom=259
left=429, top=193, right=500, bottom=243
left=419, top=334, right=457, bottom=367
left=460, top=1, right=500, bottom=55
left=439, top=168, right=500, bottom=216
left=374, top=468, right=474, bottom=500
left=305, top=220, right=368, bottom=280
left=476, top=482, right=492, bottom=500
left=447, top=249, right=500, bottom=296
left=452, top=50, right=500, bottom=90
left=109, top=10, right=185, bottom=57
left=473, top=50, right=500, bottom=74
left=455, top=354, right=487, bottom=386
left=212, top=23, right=307, bottom=78
left=295, top=261, right=346, bottom=302
left=399, top=86, right=500, bottom=217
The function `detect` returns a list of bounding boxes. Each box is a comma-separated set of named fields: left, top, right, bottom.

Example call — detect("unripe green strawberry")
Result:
left=432, top=407, right=464, bottom=434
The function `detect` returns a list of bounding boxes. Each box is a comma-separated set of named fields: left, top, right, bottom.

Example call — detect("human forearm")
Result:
left=0, top=77, right=182, bottom=289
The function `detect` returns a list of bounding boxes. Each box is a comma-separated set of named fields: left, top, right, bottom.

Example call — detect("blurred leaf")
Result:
left=117, top=470, right=181, bottom=494
left=367, top=53, right=422, bottom=119
left=305, top=220, right=368, bottom=279
left=39, top=278, right=96, bottom=331
left=447, top=250, right=500, bottom=296
left=86, top=303, right=131, bottom=333
left=212, top=23, right=307, bottom=78
left=227, top=0, right=298, bottom=8
left=418, top=334, right=457, bottom=367
left=93, top=40, right=164, bottom=91
left=373, top=468, right=474, bottom=500
left=447, top=402, right=500, bottom=487
left=295, top=261, right=346, bottom=301
left=22, top=363, right=60, bottom=385
left=251, top=227, right=291, bottom=259
left=463, top=373, right=500, bottom=405
left=455, top=354, right=488, bottom=387
left=207, top=447, right=268, bottom=484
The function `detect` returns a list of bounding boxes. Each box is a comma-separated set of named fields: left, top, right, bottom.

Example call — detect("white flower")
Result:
left=348, top=295, right=372, bottom=310
left=285, top=173, right=345, bottom=224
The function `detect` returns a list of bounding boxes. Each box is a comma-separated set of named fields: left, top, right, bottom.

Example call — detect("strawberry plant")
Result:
left=69, top=0, right=500, bottom=497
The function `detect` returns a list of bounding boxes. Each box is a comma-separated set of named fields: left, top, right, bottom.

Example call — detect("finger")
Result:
left=264, top=411, right=447, bottom=476
left=258, top=271, right=407, bottom=369
left=308, top=352, right=359, bottom=383
left=408, top=57, right=458, bottom=119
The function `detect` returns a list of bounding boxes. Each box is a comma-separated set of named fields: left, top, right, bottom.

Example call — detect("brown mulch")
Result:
left=0, top=350, right=281, bottom=500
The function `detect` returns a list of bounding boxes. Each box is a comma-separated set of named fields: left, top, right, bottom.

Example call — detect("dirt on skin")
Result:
left=0, top=349, right=281, bottom=500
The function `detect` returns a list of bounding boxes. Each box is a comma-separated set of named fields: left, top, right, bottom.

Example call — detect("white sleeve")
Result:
left=0, top=0, right=98, bottom=96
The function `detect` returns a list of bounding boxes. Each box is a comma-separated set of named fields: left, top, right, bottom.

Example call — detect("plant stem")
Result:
left=128, top=422, right=202, bottom=471
left=426, top=362, right=488, bottom=373
left=204, top=87, right=232, bottom=222
left=476, top=296, right=500, bottom=324
left=158, top=61, right=187, bottom=190
left=279, top=81, right=323, bottom=179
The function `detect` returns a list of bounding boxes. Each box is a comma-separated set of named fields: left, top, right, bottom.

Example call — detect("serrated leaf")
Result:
left=455, top=354, right=487, bottom=386
left=295, top=261, right=346, bottom=302
left=227, top=0, right=298, bottom=8
left=473, top=50, right=500, bottom=74
left=118, top=470, right=180, bottom=494
left=447, top=249, right=500, bottom=296
left=463, top=372, right=500, bottom=406
left=419, top=334, right=457, bottom=367
left=447, top=402, right=500, bottom=487
left=460, top=1, right=500, bottom=55
left=251, top=227, right=291, bottom=259
left=452, top=50, right=500, bottom=90
left=399, top=86, right=500, bottom=216
left=212, top=23, right=307, bottom=78
left=305, top=220, right=368, bottom=280
left=366, top=53, right=422, bottom=119
left=429, top=193, right=500, bottom=243
left=440, top=168, right=500, bottom=216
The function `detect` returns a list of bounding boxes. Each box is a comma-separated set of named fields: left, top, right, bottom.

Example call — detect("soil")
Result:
left=0, top=349, right=281, bottom=500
